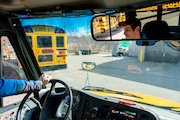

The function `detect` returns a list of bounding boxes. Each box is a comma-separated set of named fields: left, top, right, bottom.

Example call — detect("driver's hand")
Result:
left=39, top=73, right=52, bottom=85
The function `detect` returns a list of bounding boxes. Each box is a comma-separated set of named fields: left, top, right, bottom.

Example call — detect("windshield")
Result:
left=18, top=9, right=180, bottom=110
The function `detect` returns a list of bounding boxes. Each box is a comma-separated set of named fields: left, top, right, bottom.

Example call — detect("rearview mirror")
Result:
left=91, top=13, right=126, bottom=41
left=91, top=12, right=179, bottom=44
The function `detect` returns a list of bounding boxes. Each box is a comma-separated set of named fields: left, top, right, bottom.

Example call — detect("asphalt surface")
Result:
left=44, top=54, right=180, bottom=103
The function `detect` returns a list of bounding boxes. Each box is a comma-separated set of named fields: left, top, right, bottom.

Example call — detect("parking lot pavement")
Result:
left=44, top=54, right=180, bottom=102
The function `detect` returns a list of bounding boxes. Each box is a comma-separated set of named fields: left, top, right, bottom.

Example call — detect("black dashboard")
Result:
left=71, top=88, right=158, bottom=120
left=1, top=87, right=180, bottom=120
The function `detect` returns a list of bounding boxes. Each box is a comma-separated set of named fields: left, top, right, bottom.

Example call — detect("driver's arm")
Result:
left=0, top=73, right=52, bottom=98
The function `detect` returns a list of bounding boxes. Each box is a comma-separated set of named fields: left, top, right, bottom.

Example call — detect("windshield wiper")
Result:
left=82, top=86, right=143, bottom=99
left=83, top=86, right=180, bottom=113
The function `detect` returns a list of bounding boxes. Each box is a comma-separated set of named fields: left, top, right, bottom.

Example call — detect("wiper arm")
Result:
left=82, top=86, right=107, bottom=91
left=83, top=86, right=143, bottom=99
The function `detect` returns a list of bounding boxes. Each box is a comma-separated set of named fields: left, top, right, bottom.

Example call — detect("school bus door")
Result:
left=35, top=35, right=55, bottom=67
left=26, top=33, right=67, bottom=69
left=26, top=33, right=55, bottom=67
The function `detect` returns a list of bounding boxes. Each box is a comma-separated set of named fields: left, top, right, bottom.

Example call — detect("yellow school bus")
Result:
left=92, top=15, right=120, bottom=35
left=136, top=1, right=180, bottom=12
left=23, top=25, right=67, bottom=71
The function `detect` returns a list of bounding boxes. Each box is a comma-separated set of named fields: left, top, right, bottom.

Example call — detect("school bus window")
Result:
left=38, top=54, right=53, bottom=62
left=37, top=36, right=52, bottom=48
left=56, top=36, right=64, bottom=47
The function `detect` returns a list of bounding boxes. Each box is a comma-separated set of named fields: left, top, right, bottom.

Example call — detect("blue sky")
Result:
left=20, top=16, right=93, bottom=36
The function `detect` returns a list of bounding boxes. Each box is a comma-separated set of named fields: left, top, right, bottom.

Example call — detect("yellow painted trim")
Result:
left=87, top=90, right=180, bottom=110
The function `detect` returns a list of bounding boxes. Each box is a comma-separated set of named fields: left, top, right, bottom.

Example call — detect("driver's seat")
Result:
left=142, top=20, right=172, bottom=39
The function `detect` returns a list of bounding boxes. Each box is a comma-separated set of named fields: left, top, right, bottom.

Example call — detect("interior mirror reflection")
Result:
left=91, top=13, right=126, bottom=41
left=91, top=10, right=180, bottom=43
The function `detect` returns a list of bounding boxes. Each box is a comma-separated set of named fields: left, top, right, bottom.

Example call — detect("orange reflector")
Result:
left=58, top=50, right=65, bottom=54
left=119, top=99, right=136, bottom=105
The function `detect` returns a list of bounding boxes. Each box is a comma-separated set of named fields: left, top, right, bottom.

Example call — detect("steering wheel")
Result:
left=16, top=79, right=73, bottom=120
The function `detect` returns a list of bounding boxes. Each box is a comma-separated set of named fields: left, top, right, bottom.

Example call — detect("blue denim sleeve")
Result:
left=0, top=79, right=42, bottom=97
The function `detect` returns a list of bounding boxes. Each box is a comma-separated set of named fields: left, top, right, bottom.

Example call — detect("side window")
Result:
left=162, top=9, right=179, bottom=26
left=56, top=36, right=64, bottom=47
left=162, top=9, right=180, bottom=51
left=136, top=11, right=157, bottom=27
left=1, top=36, right=27, bottom=106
